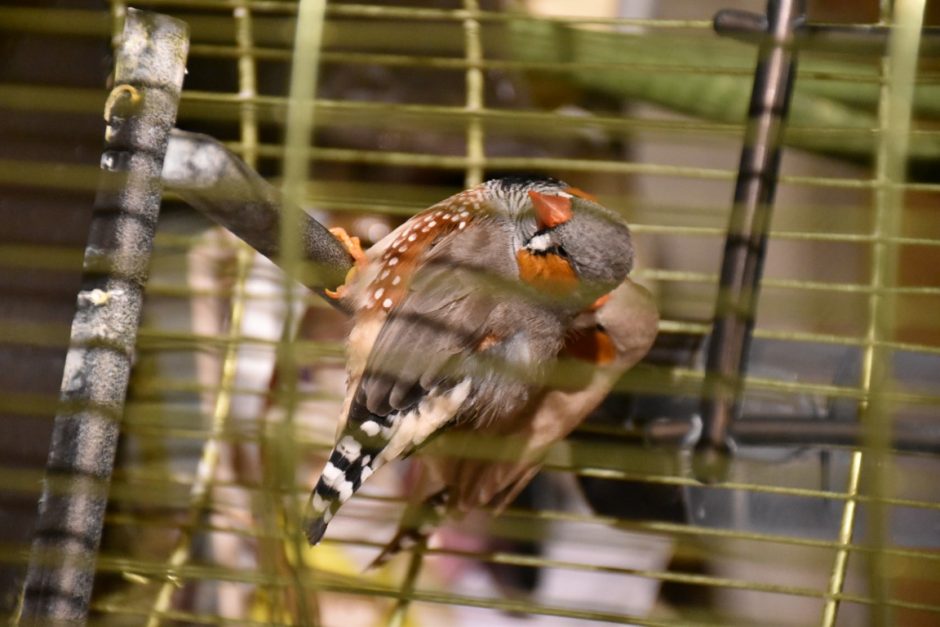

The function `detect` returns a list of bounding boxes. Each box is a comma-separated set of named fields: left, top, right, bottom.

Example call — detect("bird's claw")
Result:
left=330, top=226, right=366, bottom=263
left=326, top=227, right=366, bottom=300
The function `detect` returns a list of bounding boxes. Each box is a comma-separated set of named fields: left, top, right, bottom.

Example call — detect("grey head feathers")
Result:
left=483, top=175, right=571, bottom=220
left=552, top=197, right=634, bottom=298
left=483, top=177, right=634, bottom=286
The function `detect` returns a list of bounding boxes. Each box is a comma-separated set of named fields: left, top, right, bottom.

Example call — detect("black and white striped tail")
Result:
left=368, top=490, right=449, bottom=569
left=304, top=408, right=396, bottom=545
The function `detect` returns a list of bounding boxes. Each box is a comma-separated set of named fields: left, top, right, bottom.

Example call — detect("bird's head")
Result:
left=483, top=176, right=635, bottom=310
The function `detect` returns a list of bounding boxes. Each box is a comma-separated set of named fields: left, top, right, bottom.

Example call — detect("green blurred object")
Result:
left=508, top=19, right=940, bottom=160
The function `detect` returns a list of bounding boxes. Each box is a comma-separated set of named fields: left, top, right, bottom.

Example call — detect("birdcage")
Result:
left=2, top=0, right=940, bottom=625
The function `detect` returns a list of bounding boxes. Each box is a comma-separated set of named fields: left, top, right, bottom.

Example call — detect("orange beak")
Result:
left=528, top=190, right=573, bottom=229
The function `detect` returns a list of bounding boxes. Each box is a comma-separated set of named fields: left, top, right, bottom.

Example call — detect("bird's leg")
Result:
left=325, top=227, right=366, bottom=300
left=368, top=489, right=450, bottom=569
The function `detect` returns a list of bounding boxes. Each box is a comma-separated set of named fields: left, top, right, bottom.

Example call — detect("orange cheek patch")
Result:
left=516, top=249, right=579, bottom=295
left=562, top=329, right=616, bottom=365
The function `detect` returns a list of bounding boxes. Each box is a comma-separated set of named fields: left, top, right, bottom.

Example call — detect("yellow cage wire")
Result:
left=2, top=0, right=940, bottom=625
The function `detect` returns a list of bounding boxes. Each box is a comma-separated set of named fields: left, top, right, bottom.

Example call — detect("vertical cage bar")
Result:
left=230, top=0, right=280, bottom=619
left=235, top=0, right=260, bottom=172
left=463, top=0, right=485, bottom=189
left=820, top=450, right=863, bottom=627
left=695, top=0, right=806, bottom=482
left=145, top=245, right=253, bottom=627
left=821, top=3, right=925, bottom=624
left=387, top=4, right=486, bottom=624
left=109, top=0, right=127, bottom=49
left=276, top=0, right=328, bottom=623
left=863, top=1, right=925, bottom=625
left=18, top=9, right=188, bottom=624
left=145, top=7, right=261, bottom=619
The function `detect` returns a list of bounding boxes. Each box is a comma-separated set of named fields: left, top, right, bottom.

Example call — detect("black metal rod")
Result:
left=163, top=130, right=354, bottom=298
left=695, top=0, right=806, bottom=482
left=19, top=10, right=188, bottom=623
left=716, top=11, right=940, bottom=56
left=645, top=416, right=940, bottom=457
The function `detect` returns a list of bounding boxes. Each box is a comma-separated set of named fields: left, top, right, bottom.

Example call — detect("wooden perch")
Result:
left=163, top=130, right=355, bottom=297
left=19, top=9, right=188, bottom=624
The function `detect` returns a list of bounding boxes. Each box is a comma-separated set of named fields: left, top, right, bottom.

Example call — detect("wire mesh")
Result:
left=1, top=0, right=940, bottom=626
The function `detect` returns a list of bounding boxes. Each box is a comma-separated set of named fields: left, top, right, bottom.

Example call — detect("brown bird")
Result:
left=302, top=176, right=657, bottom=556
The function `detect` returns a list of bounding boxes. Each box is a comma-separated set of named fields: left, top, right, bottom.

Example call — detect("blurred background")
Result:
left=2, top=0, right=939, bottom=625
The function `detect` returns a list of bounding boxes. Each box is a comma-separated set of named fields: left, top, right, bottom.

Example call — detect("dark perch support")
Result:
left=695, top=0, right=806, bottom=482
left=644, top=415, right=940, bottom=456
left=715, top=12, right=940, bottom=56
left=19, top=10, right=188, bottom=623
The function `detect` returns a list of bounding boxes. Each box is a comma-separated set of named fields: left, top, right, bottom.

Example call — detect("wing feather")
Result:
left=358, top=219, right=511, bottom=418
left=306, top=217, right=541, bottom=543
